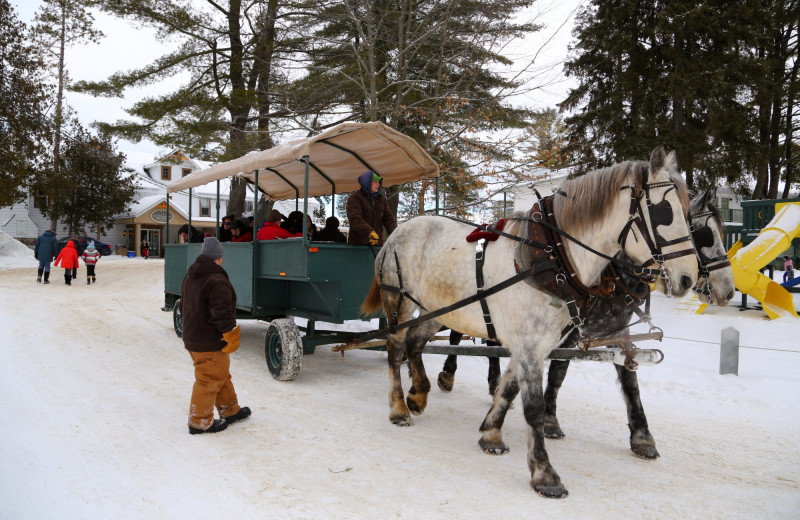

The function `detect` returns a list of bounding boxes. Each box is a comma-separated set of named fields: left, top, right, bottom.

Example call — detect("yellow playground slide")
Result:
left=729, top=202, right=800, bottom=319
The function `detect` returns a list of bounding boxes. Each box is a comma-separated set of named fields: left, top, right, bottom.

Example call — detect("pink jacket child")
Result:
left=784, top=256, right=795, bottom=283
left=82, top=242, right=101, bottom=284
left=54, top=241, right=80, bottom=285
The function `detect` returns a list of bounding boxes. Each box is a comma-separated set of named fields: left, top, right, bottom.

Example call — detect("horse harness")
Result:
left=363, top=172, right=693, bottom=366
left=690, top=210, right=731, bottom=297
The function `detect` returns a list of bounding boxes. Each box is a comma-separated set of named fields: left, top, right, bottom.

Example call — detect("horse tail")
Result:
left=360, top=276, right=383, bottom=317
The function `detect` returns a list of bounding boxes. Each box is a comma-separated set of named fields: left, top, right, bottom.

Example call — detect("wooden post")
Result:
left=720, top=327, right=739, bottom=375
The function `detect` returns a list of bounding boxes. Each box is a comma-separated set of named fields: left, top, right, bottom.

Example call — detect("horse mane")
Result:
left=547, top=160, right=690, bottom=237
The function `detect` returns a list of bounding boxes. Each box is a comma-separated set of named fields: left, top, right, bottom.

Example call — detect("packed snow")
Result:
left=1, top=232, right=798, bottom=519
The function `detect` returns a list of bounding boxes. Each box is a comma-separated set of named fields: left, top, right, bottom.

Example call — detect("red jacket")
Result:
left=231, top=230, right=253, bottom=242
left=54, top=241, right=80, bottom=269
left=257, top=222, right=295, bottom=240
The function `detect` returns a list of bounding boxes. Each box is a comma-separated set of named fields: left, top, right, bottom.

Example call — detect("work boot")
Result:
left=189, top=419, right=228, bottom=435
left=92, top=276, right=96, bottom=283
left=43, top=272, right=50, bottom=284
left=37, top=268, right=43, bottom=282
left=222, top=406, right=251, bottom=426
left=87, top=277, right=91, bottom=285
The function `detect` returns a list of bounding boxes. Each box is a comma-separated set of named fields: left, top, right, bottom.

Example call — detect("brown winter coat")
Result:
left=346, top=189, right=398, bottom=245
left=180, top=255, right=237, bottom=352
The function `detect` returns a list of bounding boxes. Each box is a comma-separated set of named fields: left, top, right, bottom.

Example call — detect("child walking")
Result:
left=83, top=242, right=101, bottom=284
left=54, top=240, right=79, bottom=285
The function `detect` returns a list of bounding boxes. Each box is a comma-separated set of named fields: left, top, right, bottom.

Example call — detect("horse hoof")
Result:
left=390, top=415, right=412, bottom=427
left=532, top=482, right=569, bottom=499
left=406, top=397, right=426, bottom=416
left=437, top=372, right=454, bottom=392
left=631, top=445, right=660, bottom=459
left=544, top=424, right=565, bottom=439
left=478, top=438, right=509, bottom=455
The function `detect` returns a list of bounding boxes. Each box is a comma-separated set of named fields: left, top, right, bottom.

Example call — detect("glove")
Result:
left=368, top=231, right=380, bottom=246
left=221, top=325, right=241, bottom=354
left=34, top=254, right=38, bottom=260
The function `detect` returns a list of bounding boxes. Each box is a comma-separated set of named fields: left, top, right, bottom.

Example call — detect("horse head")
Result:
left=617, top=146, right=699, bottom=297
left=690, top=188, right=735, bottom=306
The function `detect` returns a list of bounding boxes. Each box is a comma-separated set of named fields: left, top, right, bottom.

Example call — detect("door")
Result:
left=141, top=229, right=161, bottom=257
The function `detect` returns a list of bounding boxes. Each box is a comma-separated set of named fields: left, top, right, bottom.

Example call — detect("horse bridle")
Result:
left=689, top=210, right=731, bottom=297
left=617, top=172, right=697, bottom=291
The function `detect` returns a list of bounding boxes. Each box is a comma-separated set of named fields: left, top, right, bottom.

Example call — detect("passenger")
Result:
left=346, top=170, right=397, bottom=246
left=230, top=218, right=253, bottom=242
left=219, top=214, right=234, bottom=242
left=313, top=216, right=347, bottom=243
left=281, top=211, right=305, bottom=236
left=178, top=224, right=205, bottom=243
left=257, top=210, right=294, bottom=240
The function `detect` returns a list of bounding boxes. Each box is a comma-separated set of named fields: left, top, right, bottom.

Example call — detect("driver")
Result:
left=346, top=171, right=397, bottom=246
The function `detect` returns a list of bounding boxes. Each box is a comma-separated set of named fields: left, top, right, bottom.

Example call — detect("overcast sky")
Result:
left=11, top=0, right=584, bottom=169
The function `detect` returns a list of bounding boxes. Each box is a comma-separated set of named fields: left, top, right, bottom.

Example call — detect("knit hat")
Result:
left=87, top=242, right=96, bottom=251
left=201, top=237, right=225, bottom=259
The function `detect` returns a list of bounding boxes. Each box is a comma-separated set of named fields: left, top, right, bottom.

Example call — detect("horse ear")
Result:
left=649, top=146, right=666, bottom=172
left=664, top=150, right=678, bottom=172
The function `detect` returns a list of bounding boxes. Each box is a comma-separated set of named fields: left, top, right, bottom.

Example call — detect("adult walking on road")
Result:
left=34, top=229, right=58, bottom=284
left=180, top=237, right=251, bottom=434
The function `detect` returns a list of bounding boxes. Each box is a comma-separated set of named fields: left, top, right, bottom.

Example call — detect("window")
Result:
left=161, top=166, right=171, bottom=180
left=244, top=200, right=254, bottom=213
left=182, top=168, right=191, bottom=177
left=199, top=198, right=211, bottom=217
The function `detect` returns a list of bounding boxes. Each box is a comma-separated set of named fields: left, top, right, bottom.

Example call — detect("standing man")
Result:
left=346, top=170, right=398, bottom=245
left=34, top=228, right=58, bottom=284
left=180, top=237, right=251, bottom=434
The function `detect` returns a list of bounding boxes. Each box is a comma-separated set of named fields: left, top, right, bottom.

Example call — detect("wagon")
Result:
left=162, top=122, right=664, bottom=381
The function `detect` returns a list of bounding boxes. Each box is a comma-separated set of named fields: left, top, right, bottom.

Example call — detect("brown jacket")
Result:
left=180, top=255, right=237, bottom=352
left=346, top=189, right=398, bottom=245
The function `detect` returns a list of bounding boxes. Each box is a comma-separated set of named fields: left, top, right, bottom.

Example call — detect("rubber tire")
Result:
left=265, top=318, right=303, bottom=381
left=173, top=298, right=183, bottom=338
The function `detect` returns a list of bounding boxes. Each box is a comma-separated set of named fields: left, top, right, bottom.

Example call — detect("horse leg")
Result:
left=487, top=356, right=501, bottom=396
left=386, top=331, right=413, bottom=426
left=437, top=330, right=463, bottom=392
left=478, top=364, right=519, bottom=455
left=516, top=356, right=568, bottom=498
left=615, top=363, right=659, bottom=459
left=404, top=321, right=440, bottom=416
left=543, top=360, right=570, bottom=439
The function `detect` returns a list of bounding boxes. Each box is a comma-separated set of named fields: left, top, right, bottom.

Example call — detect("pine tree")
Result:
left=33, top=0, right=103, bottom=227
left=0, top=0, right=51, bottom=207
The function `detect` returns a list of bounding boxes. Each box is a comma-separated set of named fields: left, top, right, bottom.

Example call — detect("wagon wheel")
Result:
left=265, top=318, right=303, bottom=381
left=173, top=298, right=183, bottom=338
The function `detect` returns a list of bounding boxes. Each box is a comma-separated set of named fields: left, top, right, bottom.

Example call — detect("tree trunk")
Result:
left=50, top=3, right=68, bottom=231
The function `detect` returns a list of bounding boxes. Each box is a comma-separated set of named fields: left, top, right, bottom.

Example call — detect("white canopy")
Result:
left=166, top=122, right=439, bottom=199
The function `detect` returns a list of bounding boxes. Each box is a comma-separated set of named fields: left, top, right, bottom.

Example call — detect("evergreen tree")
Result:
left=562, top=0, right=798, bottom=199
left=39, top=122, right=136, bottom=235
left=33, top=0, right=103, bottom=227
left=298, top=0, right=540, bottom=215
left=73, top=0, right=299, bottom=217
left=0, top=0, right=51, bottom=207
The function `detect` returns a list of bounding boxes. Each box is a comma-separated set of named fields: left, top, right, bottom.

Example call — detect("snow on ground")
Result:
left=0, top=233, right=799, bottom=519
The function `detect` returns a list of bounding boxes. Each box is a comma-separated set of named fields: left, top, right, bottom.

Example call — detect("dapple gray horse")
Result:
left=477, top=189, right=735, bottom=461
left=361, top=147, right=698, bottom=497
